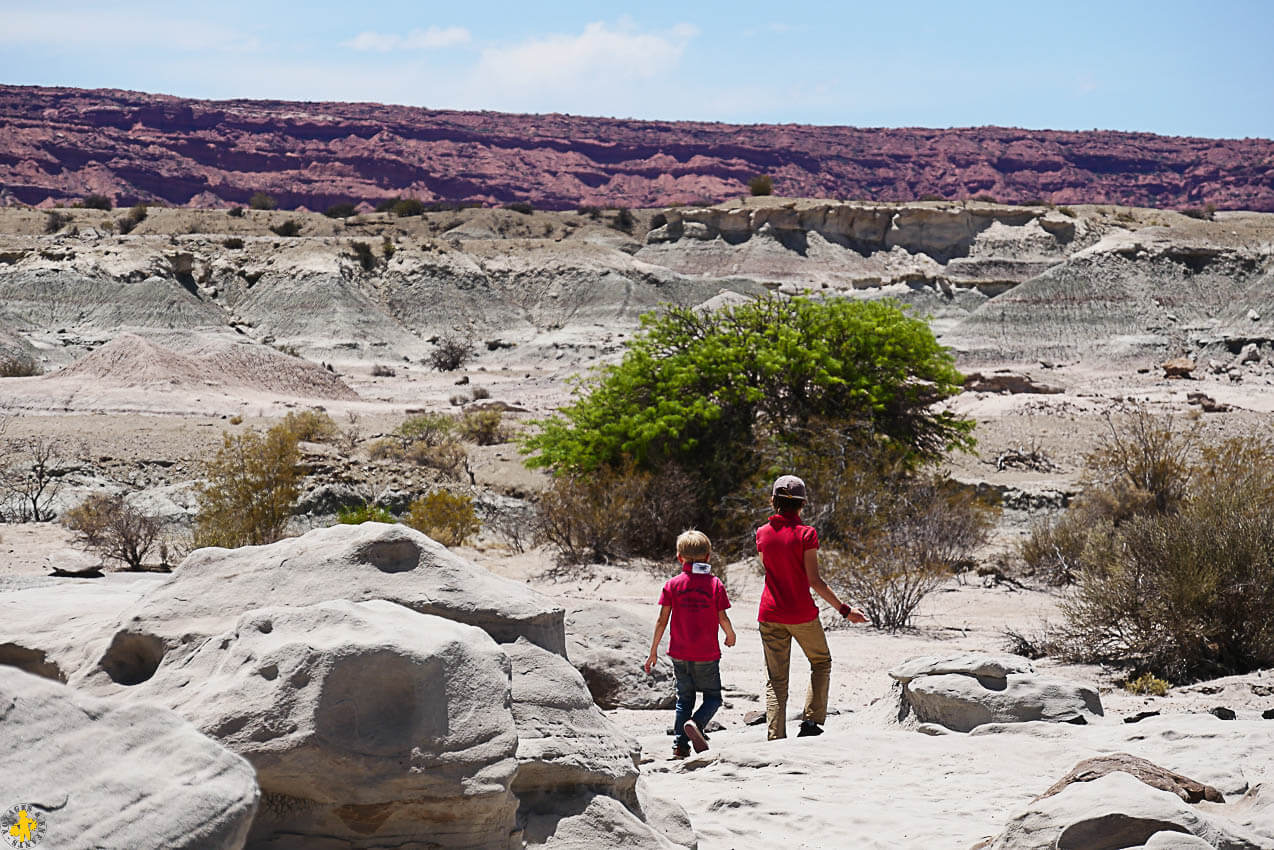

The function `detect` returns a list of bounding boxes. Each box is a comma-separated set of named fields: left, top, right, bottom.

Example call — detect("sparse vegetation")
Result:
left=1058, top=206, right=1077, bottom=217
left=227, top=206, right=245, bottom=218
left=44, top=211, right=71, bottom=234
left=337, top=504, right=395, bottom=524
left=429, top=336, right=475, bottom=372
left=62, top=493, right=160, bottom=571
left=324, top=202, right=358, bottom=219
left=458, top=409, right=509, bottom=445
left=1124, top=672, right=1170, bottom=696
left=249, top=192, right=277, bottom=211
left=611, top=207, right=635, bottom=233
left=270, top=220, right=302, bottom=237
left=971, top=193, right=998, bottom=203
left=350, top=241, right=375, bottom=271
left=502, top=201, right=534, bottom=215
left=193, top=425, right=300, bottom=548
left=390, top=198, right=425, bottom=218
left=370, top=363, right=396, bottom=377
left=381, top=236, right=396, bottom=260
left=402, top=490, right=479, bottom=546
left=280, top=409, right=339, bottom=443
left=0, top=355, right=41, bottom=378
left=116, top=203, right=148, bottom=234
left=0, top=434, right=75, bottom=522
left=222, top=237, right=245, bottom=250
left=748, top=175, right=774, bottom=196
left=79, top=194, right=112, bottom=211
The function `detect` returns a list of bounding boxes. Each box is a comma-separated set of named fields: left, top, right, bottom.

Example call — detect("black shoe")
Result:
left=672, top=742, right=691, bottom=759
left=797, top=720, right=824, bottom=737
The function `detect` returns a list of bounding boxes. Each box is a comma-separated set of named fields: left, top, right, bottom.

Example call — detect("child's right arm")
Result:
left=644, top=605, right=672, bottom=674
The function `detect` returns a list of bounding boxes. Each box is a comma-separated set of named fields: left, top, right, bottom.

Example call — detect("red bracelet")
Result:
left=838, top=603, right=851, bottom=618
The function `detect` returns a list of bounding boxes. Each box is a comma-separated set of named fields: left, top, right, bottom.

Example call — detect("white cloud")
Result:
left=343, top=26, right=470, bottom=52
left=467, top=20, right=697, bottom=99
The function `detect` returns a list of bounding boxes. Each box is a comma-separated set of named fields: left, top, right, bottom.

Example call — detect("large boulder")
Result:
left=115, top=599, right=521, bottom=849
left=508, top=637, right=641, bottom=798
left=888, top=653, right=1103, bottom=732
left=75, top=522, right=564, bottom=696
left=0, top=666, right=258, bottom=850
left=565, top=602, right=674, bottom=709
left=987, top=772, right=1268, bottom=850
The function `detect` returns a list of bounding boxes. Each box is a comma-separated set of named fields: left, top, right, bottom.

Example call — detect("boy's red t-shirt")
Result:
left=756, top=513, right=820, bottom=624
left=657, top=563, right=731, bottom=662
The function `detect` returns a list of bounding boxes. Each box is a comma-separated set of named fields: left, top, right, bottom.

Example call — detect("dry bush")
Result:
left=748, top=175, right=773, bottom=196
left=429, top=336, right=474, bottom=372
left=406, top=440, right=468, bottom=479
left=0, top=434, right=75, bottom=522
left=458, top=409, right=509, bottom=446
left=534, top=461, right=699, bottom=564
left=371, top=363, right=396, bottom=377
left=0, top=355, right=41, bottom=377
left=63, top=494, right=159, bottom=570
left=1087, top=406, right=1195, bottom=514
left=249, top=192, right=277, bottom=211
left=1055, top=436, right=1274, bottom=682
left=193, top=424, right=300, bottom=548
left=367, top=438, right=405, bottom=461
left=350, top=241, right=375, bottom=271
left=337, top=411, right=361, bottom=455
left=44, top=211, right=71, bottom=234
left=337, top=503, right=395, bottom=524
left=270, top=220, right=301, bottom=237
left=280, top=409, right=339, bottom=443
left=402, top=490, right=479, bottom=546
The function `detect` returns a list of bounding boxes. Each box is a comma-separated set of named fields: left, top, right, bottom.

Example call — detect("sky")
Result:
left=1, top=0, right=1271, bottom=139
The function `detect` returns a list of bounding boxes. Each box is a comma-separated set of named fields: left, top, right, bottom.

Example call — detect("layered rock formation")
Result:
left=3, top=85, right=1272, bottom=212
left=0, top=523, right=691, bottom=850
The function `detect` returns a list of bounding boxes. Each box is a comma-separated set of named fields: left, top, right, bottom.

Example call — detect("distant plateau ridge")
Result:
left=1, top=84, right=1272, bottom=212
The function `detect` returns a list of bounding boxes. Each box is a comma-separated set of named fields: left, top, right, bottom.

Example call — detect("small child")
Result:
left=644, top=529, right=736, bottom=759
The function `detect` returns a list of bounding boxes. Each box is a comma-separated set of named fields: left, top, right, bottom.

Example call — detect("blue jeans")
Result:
left=672, top=659, right=723, bottom=746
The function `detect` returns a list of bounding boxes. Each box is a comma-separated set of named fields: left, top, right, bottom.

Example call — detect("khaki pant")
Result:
left=759, top=618, right=831, bottom=740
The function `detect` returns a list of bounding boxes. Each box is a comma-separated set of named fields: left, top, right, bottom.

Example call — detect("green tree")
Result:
left=523, top=297, right=972, bottom=508
left=194, top=425, right=300, bottom=548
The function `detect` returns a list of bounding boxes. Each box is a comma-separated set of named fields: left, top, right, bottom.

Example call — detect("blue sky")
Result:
left=2, top=0, right=1271, bottom=138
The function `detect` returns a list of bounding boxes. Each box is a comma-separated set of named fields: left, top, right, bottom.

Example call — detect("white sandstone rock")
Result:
left=566, top=602, right=675, bottom=709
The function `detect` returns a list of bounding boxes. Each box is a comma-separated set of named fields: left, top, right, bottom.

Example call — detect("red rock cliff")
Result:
left=1, top=85, right=1271, bottom=211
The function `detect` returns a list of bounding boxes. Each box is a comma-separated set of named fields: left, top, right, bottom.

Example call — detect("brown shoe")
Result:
left=672, top=742, right=691, bottom=759
left=683, top=720, right=709, bottom=753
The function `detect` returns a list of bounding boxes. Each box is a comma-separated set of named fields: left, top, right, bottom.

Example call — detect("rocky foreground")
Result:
left=3, top=85, right=1274, bottom=211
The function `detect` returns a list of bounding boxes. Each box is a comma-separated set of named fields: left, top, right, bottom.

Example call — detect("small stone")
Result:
left=1210, top=706, right=1236, bottom=720
left=743, top=710, right=766, bottom=726
left=1123, top=710, right=1161, bottom=724
left=1161, top=357, right=1196, bottom=379
left=1262, top=708, right=1274, bottom=720
left=1248, top=309, right=1261, bottom=321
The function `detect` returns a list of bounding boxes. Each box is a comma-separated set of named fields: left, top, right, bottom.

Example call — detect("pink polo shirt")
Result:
left=657, top=563, right=731, bottom=662
left=756, top=513, right=820, bottom=624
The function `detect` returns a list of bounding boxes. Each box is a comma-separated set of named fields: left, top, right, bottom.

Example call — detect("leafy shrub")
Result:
left=44, top=211, right=71, bottom=234
left=524, top=297, right=972, bottom=516
left=402, top=490, right=479, bottom=546
left=429, top=336, right=475, bottom=372
left=350, top=241, right=375, bottom=271
left=371, top=363, right=396, bottom=377
left=534, top=461, right=699, bottom=564
left=270, top=220, right=302, bottom=237
left=62, top=493, right=159, bottom=570
left=748, top=175, right=773, bottom=196
left=193, top=425, right=299, bottom=548
left=458, top=409, right=508, bottom=445
left=249, top=192, right=277, bottom=211
left=80, top=194, right=112, bottom=211
left=281, top=409, right=339, bottom=443
left=338, top=504, right=395, bottom=524
left=391, top=198, right=425, bottom=217
left=227, top=206, right=245, bottom=218
left=222, top=237, right=245, bottom=250
left=324, top=202, right=358, bottom=218
left=502, top=201, right=534, bottom=215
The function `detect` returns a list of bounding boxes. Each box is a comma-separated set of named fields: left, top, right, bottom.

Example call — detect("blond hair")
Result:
left=676, top=529, right=712, bottom=561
